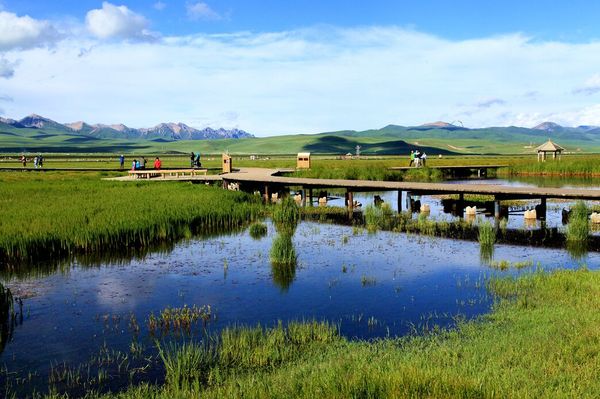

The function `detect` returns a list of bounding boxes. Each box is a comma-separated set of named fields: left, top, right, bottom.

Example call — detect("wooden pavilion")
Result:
left=536, top=140, right=564, bottom=162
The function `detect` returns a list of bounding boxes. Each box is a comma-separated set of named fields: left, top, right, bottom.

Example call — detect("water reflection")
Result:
left=0, top=283, right=21, bottom=355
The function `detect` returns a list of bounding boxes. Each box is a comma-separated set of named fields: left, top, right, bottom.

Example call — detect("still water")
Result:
left=1, top=217, right=598, bottom=395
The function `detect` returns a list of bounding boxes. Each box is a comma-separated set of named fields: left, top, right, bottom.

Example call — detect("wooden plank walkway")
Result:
left=220, top=168, right=600, bottom=201
left=108, top=167, right=600, bottom=201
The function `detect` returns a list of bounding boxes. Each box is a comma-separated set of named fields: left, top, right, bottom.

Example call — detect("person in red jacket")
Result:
left=154, top=157, right=162, bottom=169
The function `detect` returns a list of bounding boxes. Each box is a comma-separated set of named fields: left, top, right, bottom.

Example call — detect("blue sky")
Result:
left=4, top=1, right=600, bottom=41
left=1, top=1, right=600, bottom=136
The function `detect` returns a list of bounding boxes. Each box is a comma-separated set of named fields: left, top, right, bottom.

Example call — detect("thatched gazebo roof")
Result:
left=535, top=139, right=564, bottom=161
left=535, top=140, right=564, bottom=152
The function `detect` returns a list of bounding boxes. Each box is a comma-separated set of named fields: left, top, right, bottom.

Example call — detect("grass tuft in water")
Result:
left=566, top=201, right=589, bottom=258
left=248, top=222, right=268, bottom=239
left=272, top=197, right=300, bottom=234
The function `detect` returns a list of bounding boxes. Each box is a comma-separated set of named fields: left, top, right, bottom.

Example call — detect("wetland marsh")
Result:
left=1, top=165, right=600, bottom=397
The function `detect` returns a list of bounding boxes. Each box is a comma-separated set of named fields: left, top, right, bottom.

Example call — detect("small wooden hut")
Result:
left=297, top=152, right=311, bottom=169
left=536, top=140, right=564, bottom=162
left=222, top=153, right=232, bottom=173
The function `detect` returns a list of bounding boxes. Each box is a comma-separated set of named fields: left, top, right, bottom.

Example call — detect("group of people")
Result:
left=409, top=150, right=427, bottom=167
left=20, top=154, right=44, bottom=168
left=190, top=152, right=202, bottom=168
left=129, top=156, right=163, bottom=170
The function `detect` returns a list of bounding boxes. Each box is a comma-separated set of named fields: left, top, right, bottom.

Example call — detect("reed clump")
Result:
left=147, top=305, right=211, bottom=336
left=364, top=203, right=394, bottom=232
left=477, top=220, right=496, bottom=246
left=270, top=234, right=297, bottom=268
left=271, top=196, right=300, bottom=234
left=248, top=222, right=268, bottom=239
left=566, top=201, right=590, bottom=253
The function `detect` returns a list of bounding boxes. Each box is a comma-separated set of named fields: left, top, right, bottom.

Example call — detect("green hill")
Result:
left=1, top=120, right=598, bottom=155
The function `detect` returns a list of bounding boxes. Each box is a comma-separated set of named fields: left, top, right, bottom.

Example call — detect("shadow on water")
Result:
left=0, top=283, right=22, bottom=356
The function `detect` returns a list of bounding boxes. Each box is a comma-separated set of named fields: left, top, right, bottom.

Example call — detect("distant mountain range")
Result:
left=0, top=114, right=254, bottom=141
left=2, top=115, right=600, bottom=154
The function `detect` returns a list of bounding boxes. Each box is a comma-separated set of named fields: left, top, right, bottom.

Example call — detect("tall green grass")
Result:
left=154, top=321, right=339, bottom=395
left=506, top=155, right=600, bottom=176
left=271, top=197, right=300, bottom=234
left=0, top=172, right=263, bottom=264
left=566, top=201, right=589, bottom=257
left=269, top=234, right=296, bottom=264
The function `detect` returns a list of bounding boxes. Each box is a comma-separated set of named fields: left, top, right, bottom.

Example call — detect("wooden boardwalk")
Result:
left=219, top=168, right=600, bottom=201
left=108, top=167, right=600, bottom=201
left=109, top=166, right=600, bottom=218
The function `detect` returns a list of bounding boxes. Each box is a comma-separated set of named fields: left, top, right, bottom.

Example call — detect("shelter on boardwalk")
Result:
left=536, top=140, right=564, bottom=162
left=297, top=152, right=311, bottom=169
left=222, top=153, right=232, bottom=173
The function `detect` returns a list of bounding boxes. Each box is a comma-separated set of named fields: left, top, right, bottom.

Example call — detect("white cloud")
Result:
left=4, top=27, right=600, bottom=134
left=154, top=1, right=167, bottom=11
left=476, top=98, right=506, bottom=108
left=0, top=57, right=17, bottom=79
left=186, top=2, right=221, bottom=20
left=86, top=2, right=154, bottom=40
left=0, top=11, right=60, bottom=51
left=573, top=74, right=600, bottom=95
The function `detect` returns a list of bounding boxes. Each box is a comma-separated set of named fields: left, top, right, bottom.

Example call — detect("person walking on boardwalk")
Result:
left=38, top=154, right=43, bottom=168
left=409, top=150, right=415, bottom=167
left=190, top=152, right=195, bottom=167
left=33, top=156, right=38, bottom=169
left=119, top=154, right=125, bottom=170
left=132, top=159, right=137, bottom=170
left=141, top=157, right=147, bottom=170
left=195, top=152, right=201, bottom=167
left=20, top=155, right=26, bottom=167
left=421, top=152, right=427, bottom=167
left=154, top=157, right=162, bottom=170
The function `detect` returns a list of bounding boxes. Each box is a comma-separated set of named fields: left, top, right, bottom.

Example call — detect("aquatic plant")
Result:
left=271, top=196, right=300, bottom=234
left=364, top=203, right=394, bottom=232
left=147, top=305, right=212, bottom=336
left=248, top=222, right=268, bottom=239
left=477, top=220, right=496, bottom=246
left=270, top=233, right=297, bottom=290
left=566, top=202, right=589, bottom=259
left=269, top=234, right=297, bottom=266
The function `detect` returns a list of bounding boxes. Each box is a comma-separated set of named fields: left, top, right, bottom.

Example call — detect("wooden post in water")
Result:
left=264, top=184, right=270, bottom=204
left=308, top=188, right=313, bottom=207
left=406, top=191, right=412, bottom=212
left=397, top=190, right=402, bottom=212
left=494, top=200, right=501, bottom=219
left=458, top=193, right=464, bottom=216
left=538, top=197, right=547, bottom=220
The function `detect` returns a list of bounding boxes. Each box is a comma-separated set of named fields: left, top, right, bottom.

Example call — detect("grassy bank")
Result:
left=41, top=267, right=600, bottom=398
left=504, top=154, right=600, bottom=176
left=0, top=172, right=263, bottom=265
